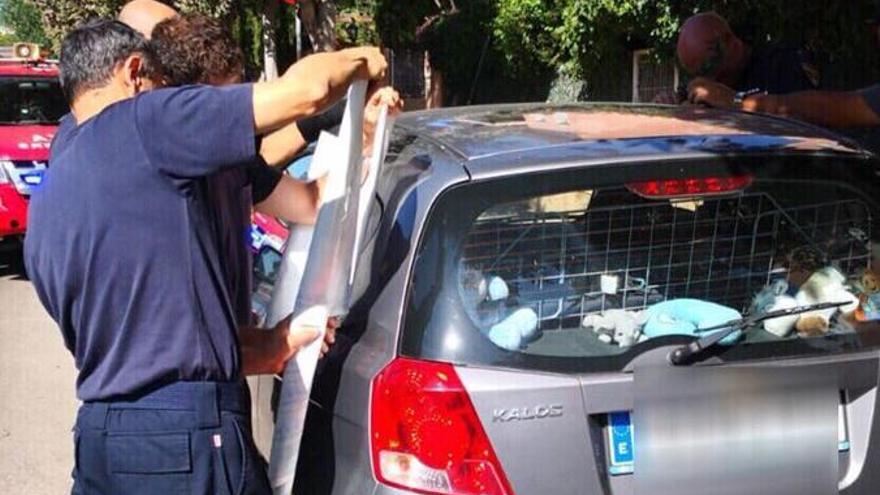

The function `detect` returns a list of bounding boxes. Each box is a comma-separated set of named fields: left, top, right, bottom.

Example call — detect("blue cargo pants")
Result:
left=71, top=381, right=272, bottom=494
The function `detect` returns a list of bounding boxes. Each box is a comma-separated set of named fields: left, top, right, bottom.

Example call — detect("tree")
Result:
left=0, top=0, right=50, bottom=47
left=299, top=0, right=337, bottom=51
left=492, top=0, right=877, bottom=80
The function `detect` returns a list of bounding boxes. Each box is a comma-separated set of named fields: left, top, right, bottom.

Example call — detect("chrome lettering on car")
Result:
left=492, top=404, right=563, bottom=422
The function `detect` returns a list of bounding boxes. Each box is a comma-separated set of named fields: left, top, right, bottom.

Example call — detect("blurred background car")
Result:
left=0, top=43, right=65, bottom=252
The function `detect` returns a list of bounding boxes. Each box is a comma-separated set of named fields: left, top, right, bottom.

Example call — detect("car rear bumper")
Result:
left=0, top=184, right=27, bottom=238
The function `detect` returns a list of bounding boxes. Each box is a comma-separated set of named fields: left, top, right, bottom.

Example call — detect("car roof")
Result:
left=0, top=60, right=59, bottom=77
left=395, top=103, right=864, bottom=164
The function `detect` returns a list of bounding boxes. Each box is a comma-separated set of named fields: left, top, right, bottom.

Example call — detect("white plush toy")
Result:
left=583, top=309, right=647, bottom=348
left=793, top=267, right=859, bottom=337
left=487, top=276, right=510, bottom=301
left=762, top=295, right=798, bottom=337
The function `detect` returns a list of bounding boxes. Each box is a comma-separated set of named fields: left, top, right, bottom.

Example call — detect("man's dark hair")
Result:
left=59, top=19, right=158, bottom=104
left=151, top=14, right=244, bottom=86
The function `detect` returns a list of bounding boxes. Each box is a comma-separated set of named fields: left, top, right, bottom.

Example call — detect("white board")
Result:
left=266, top=81, right=368, bottom=495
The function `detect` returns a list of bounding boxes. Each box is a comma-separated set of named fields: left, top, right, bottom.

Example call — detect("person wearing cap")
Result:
left=679, top=12, right=822, bottom=108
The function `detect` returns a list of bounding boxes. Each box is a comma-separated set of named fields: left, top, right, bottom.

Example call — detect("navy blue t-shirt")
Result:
left=25, top=85, right=270, bottom=401
left=740, top=43, right=821, bottom=94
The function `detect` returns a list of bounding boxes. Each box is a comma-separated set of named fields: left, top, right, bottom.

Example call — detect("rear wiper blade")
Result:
left=668, top=301, right=849, bottom=366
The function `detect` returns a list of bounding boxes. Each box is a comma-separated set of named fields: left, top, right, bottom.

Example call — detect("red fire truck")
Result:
left=0, top=44, right=65, bottom=250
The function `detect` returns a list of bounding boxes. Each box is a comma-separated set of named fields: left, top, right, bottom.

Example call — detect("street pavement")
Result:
left=0, top=249, right=78, bottom=494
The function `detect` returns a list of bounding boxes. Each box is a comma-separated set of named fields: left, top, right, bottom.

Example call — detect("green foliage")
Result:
left=374, top=0, right=435, bottom=48
left=0, top=0, right=50, bottom=47
left=29, top=0, right=127, bottom=52
left=336, top=2, right=380, bottom=47
left=175, top=0, right=234, bottom=19
left=492, top=0, right=564, bottom=75
left=489, top=0, right=878, bottom=90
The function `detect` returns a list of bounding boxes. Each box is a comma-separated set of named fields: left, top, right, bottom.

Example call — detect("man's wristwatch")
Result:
left=733, top=88, right=767, bottom=108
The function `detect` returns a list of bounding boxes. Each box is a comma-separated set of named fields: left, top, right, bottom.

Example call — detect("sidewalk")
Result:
left=0, top=251, right=78, bottom=494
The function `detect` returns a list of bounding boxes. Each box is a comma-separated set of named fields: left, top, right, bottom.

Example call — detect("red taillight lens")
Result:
left=626, top=175, right=753, bottom=199
left=370, top=358, right=515, bottom=495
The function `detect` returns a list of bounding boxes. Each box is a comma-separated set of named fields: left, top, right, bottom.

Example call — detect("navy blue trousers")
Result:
left=71, top=381, right=271, bottom=495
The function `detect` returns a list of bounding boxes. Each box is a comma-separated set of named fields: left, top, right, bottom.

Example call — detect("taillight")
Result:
left=626, top=175, right=753, bottom=199
left=370, top=358, right=515, bottom=495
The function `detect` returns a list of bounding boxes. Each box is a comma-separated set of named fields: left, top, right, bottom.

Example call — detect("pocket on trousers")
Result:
left=215, top=416, right=249, bottom=495
left=107, top=431, right=192, bottom=474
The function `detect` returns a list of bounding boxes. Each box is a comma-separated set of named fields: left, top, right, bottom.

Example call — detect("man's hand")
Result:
left=253, top=47, right=389, bottom=135
left=687, top=77, right=736, bottom=109
left=363, top=86, right=404, bottom=158
left=351, top=47, right=389, bottom=82
left=240, top=314, right=339, bottom=376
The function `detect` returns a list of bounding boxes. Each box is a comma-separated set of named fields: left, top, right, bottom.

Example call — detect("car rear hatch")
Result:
left=394, top=152, right=880, bottom=494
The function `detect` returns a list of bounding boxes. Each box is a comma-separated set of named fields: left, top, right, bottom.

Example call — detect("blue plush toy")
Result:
left=644, top=299, right=743, bottom=345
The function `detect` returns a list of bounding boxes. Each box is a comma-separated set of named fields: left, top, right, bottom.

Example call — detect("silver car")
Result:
left=255, top=103, right=880, bottom=495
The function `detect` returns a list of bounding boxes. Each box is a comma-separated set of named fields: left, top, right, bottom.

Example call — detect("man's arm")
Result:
left=688, top=77, right=880, bottom=128
left=255, top=175, right=321, bottom=225
left=239, top=315, right=339, bottom=375
left=255, top=88, right=403, bottom=224
left=251, top=47, right=386, bottom=136
left=259, top=124, right=309, bottom=168
left=260, top=101, right=347, bottom=168
left=742, top=90, right=880, bottom=128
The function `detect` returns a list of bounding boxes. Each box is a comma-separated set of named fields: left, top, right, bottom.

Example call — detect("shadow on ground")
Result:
left=0, top=248, right=28, bottom=280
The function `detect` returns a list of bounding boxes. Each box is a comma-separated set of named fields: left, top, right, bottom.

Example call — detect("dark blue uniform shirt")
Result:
left=740, top=43, right=822, bottom=94
left=25, top=84, right=277, bottom=401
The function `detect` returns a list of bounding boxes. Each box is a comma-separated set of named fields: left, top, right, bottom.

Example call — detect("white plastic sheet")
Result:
left=266, top=81, right=367, bottom=495
left=265, top=81, right=395, bottom=495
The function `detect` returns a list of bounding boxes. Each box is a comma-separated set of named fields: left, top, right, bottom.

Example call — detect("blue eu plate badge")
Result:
left=607, top=412, right=634, bottom=475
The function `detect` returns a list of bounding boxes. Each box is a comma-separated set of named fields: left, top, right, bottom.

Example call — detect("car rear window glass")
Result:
left=0, top=77, right=67, bottom=125
left=401, top=155, right=880, bottom=373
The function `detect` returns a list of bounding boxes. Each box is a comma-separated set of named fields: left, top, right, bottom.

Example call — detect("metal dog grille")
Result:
left=460, top=192, right=872, bottom=331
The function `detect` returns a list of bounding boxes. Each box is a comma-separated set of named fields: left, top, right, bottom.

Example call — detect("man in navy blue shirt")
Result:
left=678, top=12, right=822, bottom=106
left=25, top=20, right=386, bottom=494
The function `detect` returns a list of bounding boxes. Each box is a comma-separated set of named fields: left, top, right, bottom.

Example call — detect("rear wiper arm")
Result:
left=668, top=301, right=849, bottom=366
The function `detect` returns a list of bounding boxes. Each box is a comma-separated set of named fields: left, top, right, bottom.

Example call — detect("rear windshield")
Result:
left=0, top=77, right=66, bottom=125
left=401, top=155, right=880, bottom=373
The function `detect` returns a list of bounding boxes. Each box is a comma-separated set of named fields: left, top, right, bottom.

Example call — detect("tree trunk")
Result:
left=261, top=0, right=279, bottom=80
left=297, top=0, right=337, bottom=52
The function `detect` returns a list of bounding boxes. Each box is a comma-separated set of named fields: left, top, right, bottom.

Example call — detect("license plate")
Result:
left=20, top=170, right=43, bottom=186
left=607, top=403, right=850, bottom=476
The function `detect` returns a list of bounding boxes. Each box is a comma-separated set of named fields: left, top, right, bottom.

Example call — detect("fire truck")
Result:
left=0, top=43, right=65, bottom=250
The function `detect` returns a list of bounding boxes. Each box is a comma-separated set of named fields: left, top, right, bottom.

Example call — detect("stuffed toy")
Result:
left=582, top=309, right=647, bottom=347
left=643, top=299, right=743, bottom=345
left=793, top=267, right=858, bottom=337
left=488, top=308, right=539, bottom=351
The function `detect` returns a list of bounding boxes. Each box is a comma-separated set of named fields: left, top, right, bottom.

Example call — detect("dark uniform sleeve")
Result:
left=744, top=44, right=820, bottom=94
left=859, top=85, right=880, bottom=119
left=296, top=99, right=346, bottom=143
left=134, top=85, right=257, bottom=180
left=248, top=156, right=284, bottom=204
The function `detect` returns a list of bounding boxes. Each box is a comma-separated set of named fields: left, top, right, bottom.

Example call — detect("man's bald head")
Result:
left=677, top=12, right=749, bottom=87
left=118, top=0, right=177, bottom=38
